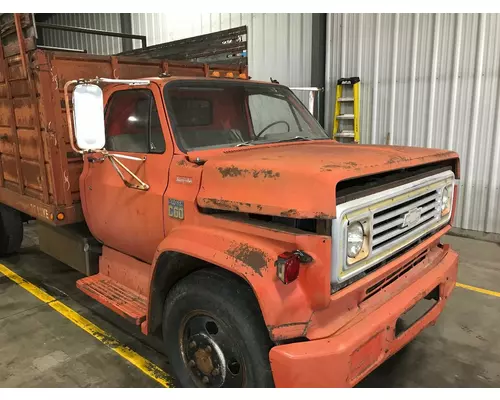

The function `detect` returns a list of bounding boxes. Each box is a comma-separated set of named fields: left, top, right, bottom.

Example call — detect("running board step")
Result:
left=76, top=274, right=147, bottom=325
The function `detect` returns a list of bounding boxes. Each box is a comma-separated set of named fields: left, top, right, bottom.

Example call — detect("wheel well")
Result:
left=149, top=251, right=262, bottom=339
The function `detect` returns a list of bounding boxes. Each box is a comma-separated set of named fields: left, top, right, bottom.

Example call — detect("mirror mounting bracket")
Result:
left=106, top=153, right=149, bottom=191
left=86, top=149, right=149, bottom=191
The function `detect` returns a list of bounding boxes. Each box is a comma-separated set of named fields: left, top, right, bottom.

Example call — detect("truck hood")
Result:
left=193, top=141, right=458, bottom=219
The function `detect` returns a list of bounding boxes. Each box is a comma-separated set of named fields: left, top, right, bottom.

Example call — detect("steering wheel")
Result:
left=255, top=120, right=290, bottom=138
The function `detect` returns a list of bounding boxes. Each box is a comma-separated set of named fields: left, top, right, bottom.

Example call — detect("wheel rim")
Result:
left=179, top=311, right=246, bottom=387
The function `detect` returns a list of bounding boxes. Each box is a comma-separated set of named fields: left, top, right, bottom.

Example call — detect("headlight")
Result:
left=441, top=185, right=452, bottom=215
left=347, top=222, right=364, bottom=258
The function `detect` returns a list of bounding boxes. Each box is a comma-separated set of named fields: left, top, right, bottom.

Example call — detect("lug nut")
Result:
left=212, top=368, right=220, bottom=376
left=189, top=341, right=196, bottom=349
left=188, top=360, right=195, bottom=368
left=202, top=376, right=209, bottom=384
left=205, top=345, right=212, bottom=353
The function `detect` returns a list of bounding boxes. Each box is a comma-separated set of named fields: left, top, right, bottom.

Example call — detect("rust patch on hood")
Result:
left=280, top=209, right=298, bottom=217
left=386, top=155, right=411, bottom=164
left=314, top=212, right=331, bottom=219
left=217, top=165, right=249, bottom=178
left=226, top=243, right=269, bottom=276
left=217, top=165, right=280, bottom=179
left=201, top=198, right=251, bottom=212
left=320, top=161, right=360, bottom=172
left=252, top=169, right=280, bottom=179
left=196, top=141, right=459, bottom=220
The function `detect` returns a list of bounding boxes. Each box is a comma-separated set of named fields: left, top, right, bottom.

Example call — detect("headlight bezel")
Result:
left=345, top=218, right=371, bottom=266
left=440, top=184, right=453, bottom=216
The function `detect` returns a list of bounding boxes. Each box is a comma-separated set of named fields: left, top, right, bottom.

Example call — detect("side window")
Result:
left=248, top=94, right=302, bottom=137
left=105, top=90, right=165, bottom=154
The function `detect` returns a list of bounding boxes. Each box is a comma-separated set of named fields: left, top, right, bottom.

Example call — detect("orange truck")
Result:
left=0, top=14, right=459, bottom=387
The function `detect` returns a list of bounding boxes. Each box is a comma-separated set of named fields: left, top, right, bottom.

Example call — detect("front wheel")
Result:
left=162, top=268, right=274, bottom=388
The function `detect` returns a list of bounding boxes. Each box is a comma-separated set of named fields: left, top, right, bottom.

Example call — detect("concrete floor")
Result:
left=0, top=224, right=499, bottom=387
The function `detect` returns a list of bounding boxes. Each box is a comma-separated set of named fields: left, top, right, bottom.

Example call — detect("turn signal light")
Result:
left=275, top=252, right=301, bottom=285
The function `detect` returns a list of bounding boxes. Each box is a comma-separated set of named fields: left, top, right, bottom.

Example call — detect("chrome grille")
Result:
left=372, top=189, right=440, bottom=252
left=331, top=170, right=455, bottom=285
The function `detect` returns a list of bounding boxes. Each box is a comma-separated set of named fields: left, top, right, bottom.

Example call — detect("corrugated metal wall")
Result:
left=130, top=13, right=312, bottom=88
left=325, top=13, right=500, bottom=234
left=42, top=13, right=124, bottom=54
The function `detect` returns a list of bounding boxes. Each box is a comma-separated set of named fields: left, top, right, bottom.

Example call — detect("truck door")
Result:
left=80, top=85, right=172, bottom=263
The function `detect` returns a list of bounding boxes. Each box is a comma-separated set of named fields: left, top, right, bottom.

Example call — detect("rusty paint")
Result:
left=252, top=169, right=280, bottom=179
left=217, top=165, right=280, bottom=179
left=0, top=43, right=24, bottom=194
left=267, top=321, right=310, bottom=341
left=201, top=198, right=253, bottom=212
left=314, top=212, right=331, bottom=219
left=176, top=159, right=188, bottom=166
left=202, top=198, right=241, bottom=211
left=320, top=161, right=360, bottom=172
left=217, top=165, right=248, bottom=178
left=196, top=142, right=459, bottom=220
left=226, top=243, right=269, bottom=276
left=386, top=155, right=411, bottom=164
left=280, top=209, right=298, bottom=217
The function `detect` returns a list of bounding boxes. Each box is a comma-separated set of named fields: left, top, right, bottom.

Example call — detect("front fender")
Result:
left=150, top=224, right=327, bottom=341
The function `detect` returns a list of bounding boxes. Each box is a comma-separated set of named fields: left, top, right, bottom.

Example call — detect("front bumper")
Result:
left=269, top=245, right=458, bottom=388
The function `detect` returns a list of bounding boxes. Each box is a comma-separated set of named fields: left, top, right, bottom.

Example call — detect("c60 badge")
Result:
left=168, top=199, right=184, bottom=220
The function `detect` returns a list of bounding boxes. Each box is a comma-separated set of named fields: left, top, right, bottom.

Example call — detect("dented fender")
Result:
left=149, top=224, right=332, bottom=341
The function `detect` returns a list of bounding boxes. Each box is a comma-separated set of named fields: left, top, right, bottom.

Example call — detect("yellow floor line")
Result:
left=0, top=263, right=171, bottom=388
left=456, top=282, right=500, bottom=298
left=1, top=260, right=497, bottom=387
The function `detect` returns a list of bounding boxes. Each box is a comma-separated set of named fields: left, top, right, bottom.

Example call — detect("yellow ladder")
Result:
left=333, top=77, right=360, bottom=143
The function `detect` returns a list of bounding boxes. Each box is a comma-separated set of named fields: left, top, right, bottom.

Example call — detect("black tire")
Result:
left=162, top=267, right=274, bottom=388
left=0, top=204, right=23, bottom=256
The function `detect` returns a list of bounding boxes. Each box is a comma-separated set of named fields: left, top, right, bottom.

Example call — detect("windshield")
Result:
left=164, top=80, right=328, bottom=151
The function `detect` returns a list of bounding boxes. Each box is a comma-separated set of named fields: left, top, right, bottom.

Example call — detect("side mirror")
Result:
left=72, top=84, right=106, bottom=151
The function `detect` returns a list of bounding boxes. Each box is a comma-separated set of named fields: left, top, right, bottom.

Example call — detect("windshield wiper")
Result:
left=235, top=140, right=257, bottom=147
left=235, top=136, right=313, bottom=147
left=274, top=136, right=313, bottom=143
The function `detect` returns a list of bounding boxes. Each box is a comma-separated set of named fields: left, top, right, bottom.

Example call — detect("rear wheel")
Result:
left=162, top=268, right=274, bottom=388
left=0, top=204, right=23, bottom=256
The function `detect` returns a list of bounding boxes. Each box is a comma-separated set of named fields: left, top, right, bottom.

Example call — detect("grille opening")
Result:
left=372, top=211, right=437, bottom=251
left=362, top=249, right=429, bottom=302
left=372, top=207, right=437, bottom=242
left=373, top=206, right=437, bottom=241
left=373, top=190, right=438, bottom=222
left=373, top=196, right=437, bottom=231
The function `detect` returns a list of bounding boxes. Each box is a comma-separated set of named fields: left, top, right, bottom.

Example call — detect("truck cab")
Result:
left=0, top=12, right=459, bottom=387
left=68, top=75, right=460, bottom=388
